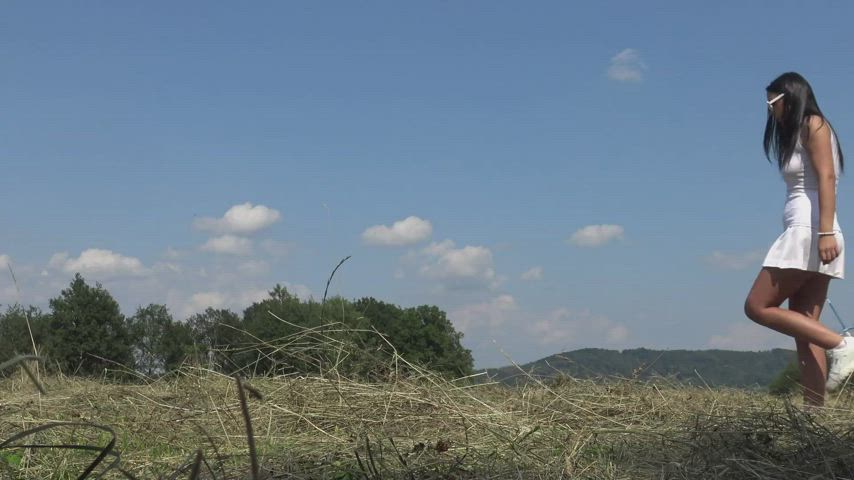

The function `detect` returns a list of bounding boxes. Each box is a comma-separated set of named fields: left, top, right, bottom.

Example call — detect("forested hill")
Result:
left=482, top=348, right=797, bottom=388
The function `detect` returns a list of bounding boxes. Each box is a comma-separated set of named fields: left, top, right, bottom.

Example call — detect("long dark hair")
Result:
left=763, top=72, right=844, bottom=171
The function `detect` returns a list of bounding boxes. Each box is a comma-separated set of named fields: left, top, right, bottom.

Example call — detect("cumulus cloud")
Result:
left=5, top=245, right=312, bottom=324
left=260, top=239, right=295, bottom=258
left=530, top=308, right=630, bottom=347
left=280, top=282, right=314, bottom=301
left=237, top=288, right=271, bottom=306
left=705, top=250, right=764, bottom=271
left=521, top=266, right=543, bottom=281
left=607, top=48, right=647, bottom=82
left=180, top=284, right=314, bottom=318
left=569, top=225, right=625, bottom=247
left=607, top=325, right=631, bottom=344
left=201, top=235, right=253, bottom=256
left=181, top=291, right=228, bottom=317
left=362, top=216, right=433, bottom=247
left=419, top=240, right=499, bottom=288
left=194, top=202, right=281, bottom=235
left=153, top=262, right=182, bottom=274
left=48, top=249, right=149, bottom=277
left=0, top=254, right=10, bottom=269
left=238, top=260, right=270, bottom=276
left=451, top=295, right=517, bottom=333
left=708, top=323, right=788, bottom=350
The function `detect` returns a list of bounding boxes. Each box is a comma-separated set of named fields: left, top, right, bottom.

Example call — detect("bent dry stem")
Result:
left=0, top=354, right=46, bottom=395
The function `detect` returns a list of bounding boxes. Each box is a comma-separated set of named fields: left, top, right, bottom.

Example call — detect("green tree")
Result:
left=409, top=305, right=474, bottom=376
left=243, top=285, right=308, bottom=338
left=355, top=298, right=474, bottom=378
left=161, top=320, right=192, bottom=373
left=0, top=305, right=46, bottom=362
left=127, top=304, right=191, bottom=375
left=44, top=274, right=133, bottom=376
left=178, top=285, right=474, bottom=379
left=187, top=307, right=245, bottom=372
left=242, top=285, right=320, bottom=374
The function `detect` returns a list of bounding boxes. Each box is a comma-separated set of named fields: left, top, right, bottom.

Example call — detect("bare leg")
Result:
left=788, top=274, right=831, bottom=406
left=745, top=268, right=842, bottom=350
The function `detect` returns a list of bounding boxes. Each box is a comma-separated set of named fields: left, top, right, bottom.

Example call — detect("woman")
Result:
left=744, top=72, right=850, bottom=406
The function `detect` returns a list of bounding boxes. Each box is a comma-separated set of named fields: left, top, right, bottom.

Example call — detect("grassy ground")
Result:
left=4, top=362, right=854, bottom=479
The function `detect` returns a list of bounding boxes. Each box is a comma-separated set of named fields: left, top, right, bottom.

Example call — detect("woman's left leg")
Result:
left=789, top=273, right=832, bottom=406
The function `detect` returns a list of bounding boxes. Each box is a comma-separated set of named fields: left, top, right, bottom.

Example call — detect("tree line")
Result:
left=0, top=274, right=474, bottom=379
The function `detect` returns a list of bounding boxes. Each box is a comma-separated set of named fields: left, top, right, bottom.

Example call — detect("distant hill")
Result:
left=482, top=348, right=797, bottom=389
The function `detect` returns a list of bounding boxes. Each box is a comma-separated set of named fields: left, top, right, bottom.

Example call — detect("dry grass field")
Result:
left=4, top=352, right=854, bottom=479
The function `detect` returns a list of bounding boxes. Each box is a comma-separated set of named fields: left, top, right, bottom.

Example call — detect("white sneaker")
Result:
left=827, top=337, right=854, bottom=391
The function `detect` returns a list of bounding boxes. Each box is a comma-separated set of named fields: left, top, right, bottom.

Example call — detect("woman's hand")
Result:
left=819, top=235, right=840, bottom=264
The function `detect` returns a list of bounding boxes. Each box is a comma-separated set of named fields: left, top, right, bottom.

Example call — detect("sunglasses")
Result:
left=767, top=93, right=785, bottom=111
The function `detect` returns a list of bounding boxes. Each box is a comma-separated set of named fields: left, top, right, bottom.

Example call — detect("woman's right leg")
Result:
left=788, top=274, right=832, bottom=406
left=744, top=267, right=843, bottom=349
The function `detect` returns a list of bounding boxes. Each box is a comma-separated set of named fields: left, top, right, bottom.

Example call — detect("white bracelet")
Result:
left=818, top=231, right=837, bottom=236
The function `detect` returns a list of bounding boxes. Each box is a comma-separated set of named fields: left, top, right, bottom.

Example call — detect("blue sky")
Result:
left=3, top=2, right=854, bottom=368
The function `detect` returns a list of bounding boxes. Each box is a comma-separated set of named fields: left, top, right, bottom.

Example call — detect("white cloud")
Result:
left=280, top=282, right=313, bottom=301
left=705, top=250, right=764, bottom=271
left=177, top=282, right=312, bottom=318
left=521, top=266, right=543, bottom=281
left=362, top=216, right=433, bottom=247
left=708, top=323, right=789, bottom=350
left=260, top=239, right=295, bottom=258
left=419, top=240, right=498, bottom=288
left=607, top=48, right=647, bottom=82
left=201, top=235, right=253, bottom=256
left=606, top=325, right=631, bottom=344
left=194, top=202, right=281, bottom=235
left=238, top=260, right=270, bottom=276
left=3, top=248, right=318, bottom=327
left=237, top=288, right=271, bottom=306
left=182, top=291, right=228, bottom=317
left=422, top=239, right=455, bottom=257
left=180, top=284, right=314, bottom=318
left=0, top=285, right=17, bottom=303
left=530, top=308, right=630, bottom=347
left=48, top=253, right=67, bottom=270
left=49, top=249, right=149, bottom=277
left=153, top=262, right=182, bottom=274
left=451, top=295, right=518, bottom=333
left=569, top=225, right=625, bottom=247
left=0, top=254, right=10, bottom=270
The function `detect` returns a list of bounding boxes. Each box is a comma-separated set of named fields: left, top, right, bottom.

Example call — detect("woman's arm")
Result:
left=805, top=115, right=840, bottom=264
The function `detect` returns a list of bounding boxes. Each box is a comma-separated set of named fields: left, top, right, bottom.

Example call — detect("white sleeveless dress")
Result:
left=762, top=131, right=845, bottom=279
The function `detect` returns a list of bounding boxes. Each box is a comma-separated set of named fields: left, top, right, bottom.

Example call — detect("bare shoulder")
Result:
left=803, top=115, right=835, bottom=176
left=801, top=115, right=831, bottom=149
left=805, top=115, right=831, bottom=137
